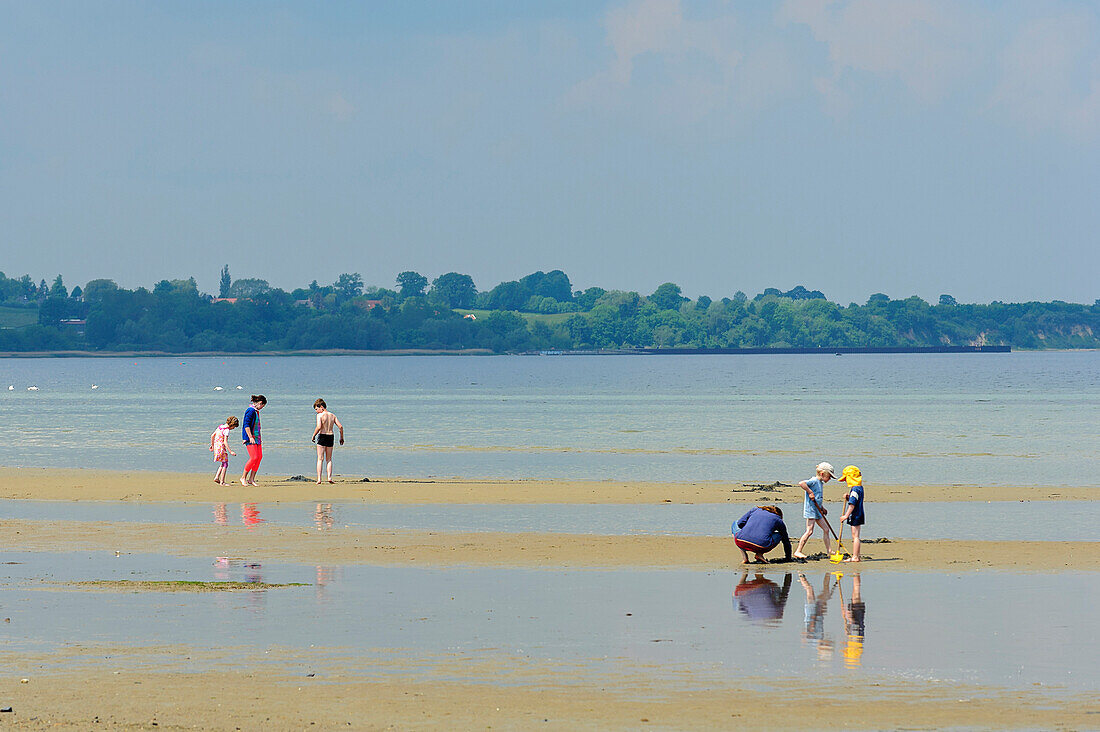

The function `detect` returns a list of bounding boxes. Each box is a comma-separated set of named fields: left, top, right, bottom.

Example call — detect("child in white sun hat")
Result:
left=793, top=462, right=837, bottom=559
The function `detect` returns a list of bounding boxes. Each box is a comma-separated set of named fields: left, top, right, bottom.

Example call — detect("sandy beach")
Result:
left=2, top=466, right=1097, bottom=729
left=1, top=649, right=1097, bottom=730
left=1, top=467, right=1094, bottom=503
left=3, top=519, right=1095, bottom=572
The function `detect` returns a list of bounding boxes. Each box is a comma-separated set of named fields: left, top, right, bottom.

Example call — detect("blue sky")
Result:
left=2, top=0, right=1098, bottom=304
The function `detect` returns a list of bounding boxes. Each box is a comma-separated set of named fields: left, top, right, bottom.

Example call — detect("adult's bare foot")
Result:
left=793, top=551, right=808, bottom=559
left=844, top=557, right=861, bottom=563
left=240, top=478, right=248, bottom=487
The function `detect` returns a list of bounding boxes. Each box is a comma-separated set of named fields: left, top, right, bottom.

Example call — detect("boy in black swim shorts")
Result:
left=311, top=398, right=345, bottom=484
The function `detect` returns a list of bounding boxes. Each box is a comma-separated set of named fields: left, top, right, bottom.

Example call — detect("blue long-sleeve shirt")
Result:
left=241, top=406, right=261, bottom=445
left=733, top=507, right=791, bottom=554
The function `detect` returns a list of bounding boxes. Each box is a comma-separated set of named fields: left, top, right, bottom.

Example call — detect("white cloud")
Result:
left=569, top=0, right=810, bottom=127
left=990, top=11, right=1100, bottom=141
left=780, top=0, right=977, bottom=105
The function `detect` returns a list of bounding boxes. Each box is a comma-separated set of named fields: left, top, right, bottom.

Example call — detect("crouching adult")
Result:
left=732, top=505, right=792, bottom=564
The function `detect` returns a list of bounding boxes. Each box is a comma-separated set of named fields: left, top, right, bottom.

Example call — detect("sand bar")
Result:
left=1, top=467, right=1094, bottom=503
left=0, top=646, right=1095, bottom=730
left=2, top=519, right=1095, bottom=571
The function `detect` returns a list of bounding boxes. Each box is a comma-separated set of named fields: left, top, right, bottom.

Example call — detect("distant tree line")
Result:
left=0, top=268, right=1098, bottom=353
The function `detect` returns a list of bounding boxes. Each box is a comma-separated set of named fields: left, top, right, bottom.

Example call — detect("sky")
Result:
left=1, top=0, right=1098, bottom=305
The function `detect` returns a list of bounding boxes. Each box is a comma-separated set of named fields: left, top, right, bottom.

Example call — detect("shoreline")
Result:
left=0, top=348, right=495, bottom=357
left=1, top=467, right=1095, bottom=503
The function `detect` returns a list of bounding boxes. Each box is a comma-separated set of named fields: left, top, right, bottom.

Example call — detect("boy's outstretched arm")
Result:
left=335, top=416, right=344, bottom=445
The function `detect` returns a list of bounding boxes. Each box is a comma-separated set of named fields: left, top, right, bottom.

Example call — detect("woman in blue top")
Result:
left=239, top=394, right=266, bottom=487
left=733, top=505, right=792, bottom=563
left=793, top=462, right=837, bottom=559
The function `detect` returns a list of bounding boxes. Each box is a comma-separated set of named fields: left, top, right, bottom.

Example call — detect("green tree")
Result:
left=228, top=278, right=270, bottom=299
left=573, top=287, right=606, bottom=310
left=486, top=281, right=526, bottom=310
left=648, top=282, right=686, bottom=311
left=51, top=275, right=67, bottom=299
left=334, top=272, right=364, bottom=300
left=219, top=265, right=231, bottom=298
left=396, top=271, right=428, bottom=299
left=939, top=294, right=957, bottom=306
left=430, top=272, right=477, bottom=308
left=83, top=279, right=119, bottom=303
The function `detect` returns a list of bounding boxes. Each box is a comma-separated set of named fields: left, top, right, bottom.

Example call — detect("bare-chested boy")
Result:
left=311, top=398, right=344, bottom=484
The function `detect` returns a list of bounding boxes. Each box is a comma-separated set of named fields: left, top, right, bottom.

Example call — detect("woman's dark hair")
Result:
left=314, top=398, right=326, bottom=409
left=759, top=505, right=783, bottom=518
left=251, top=394, right=267, bottom=405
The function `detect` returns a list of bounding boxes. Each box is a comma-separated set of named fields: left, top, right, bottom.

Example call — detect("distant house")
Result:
left=463, top=313, right=477, bottom=320
left=354, top=300, right=384, bottom=311
left=59, top=318, right=86, bottom=334
left=211, top=298, right=238, bottom=304
left=294, top=299, right=315, bottom=308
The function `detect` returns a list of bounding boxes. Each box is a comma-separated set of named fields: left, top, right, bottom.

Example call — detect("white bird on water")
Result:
left=27, top=386, right=39, bottom=391
left=236, top=385, right=243, bottom=390
left=7, top=385, right=13, bottom=391
left=214, top=386, right=224, bottom=391
left=91, top=384, right=99, bottom=390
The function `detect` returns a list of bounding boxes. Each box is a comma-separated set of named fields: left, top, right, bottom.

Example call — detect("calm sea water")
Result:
left=1, top=352, right=1097, bottom=487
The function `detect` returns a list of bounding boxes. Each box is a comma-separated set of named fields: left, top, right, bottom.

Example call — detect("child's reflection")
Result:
left=798, top=572, right=835, bottom=659
left=733, top=572, right=792, bottom=626
left=314, top=503, right=334, bottom=530
left=840, top=574, right=866, bottom=668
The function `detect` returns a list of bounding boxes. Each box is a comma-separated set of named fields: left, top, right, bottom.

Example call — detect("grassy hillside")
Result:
left=455, top=309, right=577, bottom=326
left=0, top=305, right=37, bottom=329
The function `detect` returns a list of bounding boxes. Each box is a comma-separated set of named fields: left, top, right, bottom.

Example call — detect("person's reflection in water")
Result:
left=242, top=503, right=263, bottom=526
left=840, top=574, right=866, bottom=668
left=798, top=572, right=835, bottom=659
left=213, top=503, right=228, bottom=526
left=314, top=503, right=334, bottom=530
left=315, top=565, right=339, bottom=602
left=733, top=572, right=792, bottom=626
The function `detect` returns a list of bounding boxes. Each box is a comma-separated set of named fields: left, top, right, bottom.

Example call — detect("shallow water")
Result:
left=0, top=552, right=1097, bottom=692
left=4, top=499, right=1099, bottom=541
left=2, top=352, right=1099, bottom=485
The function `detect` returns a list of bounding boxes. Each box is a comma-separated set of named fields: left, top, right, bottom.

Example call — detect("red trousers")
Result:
left=244, top=443, right=263, bottom=472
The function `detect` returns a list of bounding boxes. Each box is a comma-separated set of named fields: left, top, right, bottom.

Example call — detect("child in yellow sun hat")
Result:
left=838, top=465, right=865, bottom=562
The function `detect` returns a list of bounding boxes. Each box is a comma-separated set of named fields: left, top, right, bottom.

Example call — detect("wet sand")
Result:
left=3, top=518, right=1096, bottom=571
left=2, top=466, right=1097, bottom=729
left=0, top=646, right=1096, bottom=730
left=1, top=467, right=1094, bottom=503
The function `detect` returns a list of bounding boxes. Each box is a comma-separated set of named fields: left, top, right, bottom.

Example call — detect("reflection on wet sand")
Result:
left=800, top=572, right=836, bottom=659
left=733, top=572, right=792, bottom=626
left=735, top=571, right=866, bottom=667
left=242, top=503, right=263, bottom=526
left=840, top=574, right=865, bottom=668
left=314, top=503, right=334, bottom=530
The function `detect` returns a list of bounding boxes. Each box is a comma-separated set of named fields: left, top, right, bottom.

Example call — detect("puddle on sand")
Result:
left=0, top=551, right=1098, bottom=692
left=2, top=499, right=1099, bottom=541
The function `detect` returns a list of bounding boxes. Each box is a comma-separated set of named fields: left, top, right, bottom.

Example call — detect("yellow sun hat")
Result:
left=841, top=465, right=862, bottom=486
